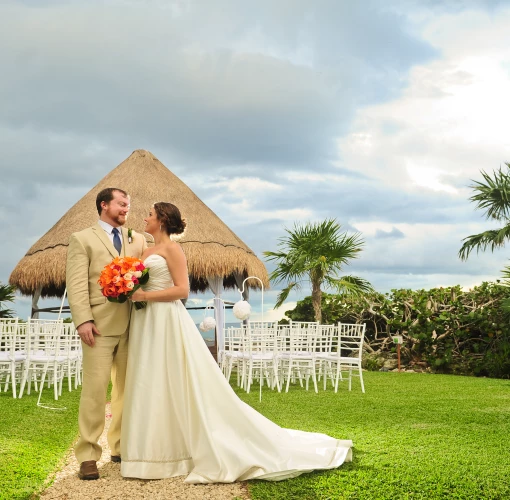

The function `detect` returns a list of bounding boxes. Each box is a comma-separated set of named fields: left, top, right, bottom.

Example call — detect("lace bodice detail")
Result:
left=143, top=254, right=174, bottom=291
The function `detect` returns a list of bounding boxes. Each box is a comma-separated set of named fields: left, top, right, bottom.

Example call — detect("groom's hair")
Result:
left=96, top=188, right=129, bottom=215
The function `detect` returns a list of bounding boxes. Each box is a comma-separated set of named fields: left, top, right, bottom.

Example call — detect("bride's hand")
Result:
left=130, top=289, right=146, bottom=303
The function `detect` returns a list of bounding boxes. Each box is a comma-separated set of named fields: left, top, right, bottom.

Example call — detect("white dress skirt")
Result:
left=120, top=254, right=352, bottom=483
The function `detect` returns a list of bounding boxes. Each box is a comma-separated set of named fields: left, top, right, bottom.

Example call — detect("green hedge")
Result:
left=283, top=282, right=510, bottom=378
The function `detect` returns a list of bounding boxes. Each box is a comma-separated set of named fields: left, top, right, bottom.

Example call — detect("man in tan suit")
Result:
left=66, top=187, right=147, bottom=480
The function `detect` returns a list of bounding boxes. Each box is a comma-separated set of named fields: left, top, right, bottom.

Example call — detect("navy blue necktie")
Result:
left=112, top=227, right=122, bottom=254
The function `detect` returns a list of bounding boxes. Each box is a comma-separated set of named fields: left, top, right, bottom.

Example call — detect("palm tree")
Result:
left=0, top=282, right=16, bottom=318
left=459, top=163, right=510, bottom=260
left=264, top=219, right=373, bottom=323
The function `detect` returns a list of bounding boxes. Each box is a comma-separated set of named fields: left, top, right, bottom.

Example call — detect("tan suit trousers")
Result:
left=74, top=329, right=129, bottom=463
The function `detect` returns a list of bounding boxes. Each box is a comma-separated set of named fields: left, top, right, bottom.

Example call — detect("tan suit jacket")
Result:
left=66, top=222, right=148, bottom=336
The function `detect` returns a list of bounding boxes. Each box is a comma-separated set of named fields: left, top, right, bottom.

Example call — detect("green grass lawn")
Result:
left=0, top=383, right=81, bottom=500
left=1, top=372, right=509, bottom=499
left=234, top=372, right=510, bottom=500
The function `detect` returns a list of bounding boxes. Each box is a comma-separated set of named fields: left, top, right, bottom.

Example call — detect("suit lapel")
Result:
left=92, top=223, right=118, bottom=259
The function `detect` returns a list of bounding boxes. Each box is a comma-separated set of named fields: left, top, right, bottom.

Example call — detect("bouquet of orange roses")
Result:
left=98, top=256, right=149, bottom=310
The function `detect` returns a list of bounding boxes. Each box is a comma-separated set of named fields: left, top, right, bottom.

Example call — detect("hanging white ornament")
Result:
left=202, top=316, right=216, bottom=331
left=198, top=321, right=206, bottom=332
left=233, top=300, right=251, bottom=320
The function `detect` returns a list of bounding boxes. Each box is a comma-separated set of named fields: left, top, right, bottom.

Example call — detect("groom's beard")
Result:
left=113, top=214, right=128, bottom=226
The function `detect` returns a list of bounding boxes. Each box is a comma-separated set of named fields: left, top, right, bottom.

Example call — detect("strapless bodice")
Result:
left=143, top=254, right=174, bottom=291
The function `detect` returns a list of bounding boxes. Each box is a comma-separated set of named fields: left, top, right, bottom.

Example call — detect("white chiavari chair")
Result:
left=317, top=322, right=366, bottom=393
left=18, top=318, right=67, bottom=401
left=221, top=326, right=246, bottom=387
left=62, top=322, right=82, bottom=391
left=278, top=322, right=319, bottom=393
left=0, top=318, right=26, bottom=398
left=242, top=325, right=280, bottom=399
left=246, top=321, right=278, bottom=329
left=314, top=324, right=336, bottom=386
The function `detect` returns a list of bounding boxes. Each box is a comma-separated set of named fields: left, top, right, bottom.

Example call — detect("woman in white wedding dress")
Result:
left=120, top=202, right=353, bottom=484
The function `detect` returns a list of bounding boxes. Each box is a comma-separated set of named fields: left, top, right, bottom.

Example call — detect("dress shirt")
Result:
left=98, top=220, right=122, bottom=246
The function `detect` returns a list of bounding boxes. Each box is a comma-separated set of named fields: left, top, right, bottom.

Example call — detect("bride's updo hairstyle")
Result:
left=153, top=202, right=187, bottom=236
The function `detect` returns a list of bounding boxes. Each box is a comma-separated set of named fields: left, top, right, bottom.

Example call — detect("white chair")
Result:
left=315, top=324, right=336, bottom=386
left=0, top=318, right=26, bottom=398
left=246, top=321, right=278, bottom=329
left=278, top=322, right=319, bottom=393
left=288, top=320, right=320, bottom=328
left=317, top=322, right=366, bottom=393
left=221, top=326, right=246, bottom=387
left=62, top=323, right=82, bottom=391
left=18, top=318, right=67, bottom=401
left=241, top=325, right=280, bottom=397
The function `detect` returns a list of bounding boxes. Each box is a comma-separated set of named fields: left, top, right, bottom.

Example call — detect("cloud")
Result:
left=0, top=0, right=436, bottom=181
left=249, top=301, right=297, bottom=323
left=3, top=1, right=510, bottom=322
left=375, top=227, right=405, bottom=239
left=213, top=177, right=284, bottom=194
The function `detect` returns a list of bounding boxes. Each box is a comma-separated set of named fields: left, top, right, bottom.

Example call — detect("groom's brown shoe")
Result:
left=78, top=460, right=99, bottom=480
left=111, top=455, right=121, bottom=463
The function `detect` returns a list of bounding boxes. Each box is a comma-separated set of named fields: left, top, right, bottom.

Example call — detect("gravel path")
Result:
left=40, top=404, right=250, bottom=500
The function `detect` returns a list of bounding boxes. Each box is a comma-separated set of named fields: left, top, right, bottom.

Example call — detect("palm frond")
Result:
left=274, top=282, right=299, bottom=309
left=469, top=163, right=510, bottom=221
left=265, top=219, right=365, bottom=279
left=265, top=219, right=373, bottom=309
left=326, top=275, right=374, bottom=297
left=0, top=283, right=16, bottom=318
left=458, top=225, right=510, bottom=260
left=264, top=251, right=304, bottom=285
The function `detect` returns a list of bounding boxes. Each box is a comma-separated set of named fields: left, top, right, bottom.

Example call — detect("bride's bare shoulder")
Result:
left=161, top=241, right=185, bottom=258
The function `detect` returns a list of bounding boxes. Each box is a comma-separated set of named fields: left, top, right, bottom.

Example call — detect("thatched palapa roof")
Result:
left=10, top=150, right=269, bottom=297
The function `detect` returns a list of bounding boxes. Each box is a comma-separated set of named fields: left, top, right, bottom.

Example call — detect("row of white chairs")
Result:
left=0, top=318, right=82, bottom=401
left=220, top=321, right=366, bottom=398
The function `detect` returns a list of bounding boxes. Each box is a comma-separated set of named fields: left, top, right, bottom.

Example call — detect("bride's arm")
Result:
left=131, top=243, right=190, bottom=302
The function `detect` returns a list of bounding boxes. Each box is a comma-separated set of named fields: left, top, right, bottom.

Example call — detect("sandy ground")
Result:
left=40, top=403, right=250, bottom=500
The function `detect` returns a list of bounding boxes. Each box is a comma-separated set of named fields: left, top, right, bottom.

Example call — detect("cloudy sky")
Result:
left=2, top=0, right=510, bottom=324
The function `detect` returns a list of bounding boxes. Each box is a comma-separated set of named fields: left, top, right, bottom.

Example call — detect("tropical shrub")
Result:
left=0, top=282, right=16, bottom=318
left=283, top=282, right=510, bottom=378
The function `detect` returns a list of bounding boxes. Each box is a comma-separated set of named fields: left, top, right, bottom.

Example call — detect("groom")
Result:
left=66, top=187, right=147, bottom=480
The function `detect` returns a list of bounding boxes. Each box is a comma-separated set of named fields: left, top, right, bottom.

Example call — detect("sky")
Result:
left=1, top=0, right=510, bottom=326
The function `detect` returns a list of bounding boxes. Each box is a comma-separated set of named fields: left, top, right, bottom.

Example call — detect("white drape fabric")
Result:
left=207, top=276, right=225, bottom=353
left=31, top=286, right=43, bottom=319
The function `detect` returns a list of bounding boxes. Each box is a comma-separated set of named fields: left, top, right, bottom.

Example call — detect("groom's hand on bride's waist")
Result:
left=77, top=321, right=101, bottom=347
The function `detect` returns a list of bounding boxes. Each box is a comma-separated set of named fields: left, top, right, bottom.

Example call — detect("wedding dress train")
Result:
left=120, top=254, right=352, bottom=483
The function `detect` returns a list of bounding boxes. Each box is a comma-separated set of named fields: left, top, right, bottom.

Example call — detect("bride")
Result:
left=120, top=202, right=352, bottom=484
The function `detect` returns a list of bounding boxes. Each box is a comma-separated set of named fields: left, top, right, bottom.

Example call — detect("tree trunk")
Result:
left=311, top=280, right=322, bottom=323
